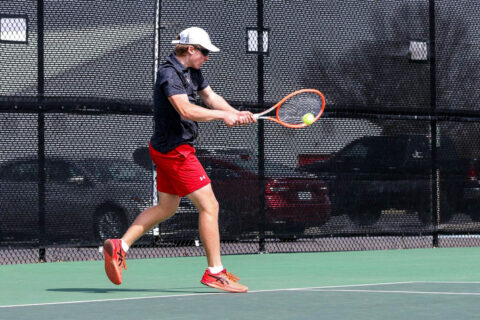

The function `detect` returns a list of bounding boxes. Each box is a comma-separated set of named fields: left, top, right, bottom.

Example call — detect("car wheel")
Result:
left=416, top=192, right=455, bottom=225
left=439, top=192, right=455, bottom=224
left=272, top=222, right=306, bottom=241
left=418, top=210, right=432, bottom=225
left=219, top=209, right=242, bottom=241
left=347, top=205, right=381, bottom=226
left=421, top=193, right=456, bottom=225
left=94, top=207, right=128, bottom=242
left=467, top=203, right=480, bottom=222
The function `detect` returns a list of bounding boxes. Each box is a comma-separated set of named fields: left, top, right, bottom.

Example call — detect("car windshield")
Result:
left=81, top=160, right=149, bottom=182
left=197, top=149, right=303, bottom=177
left=215, top=156, right=299, bottom=176
left=298, top=136, right=410, bottom=171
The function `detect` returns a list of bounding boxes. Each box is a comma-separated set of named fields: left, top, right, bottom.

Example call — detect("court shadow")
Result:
left=46, top=287, right=213, bottom=294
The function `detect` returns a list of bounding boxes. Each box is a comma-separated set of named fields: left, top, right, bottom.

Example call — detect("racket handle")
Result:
left=253, top=114, right=260, bottom=120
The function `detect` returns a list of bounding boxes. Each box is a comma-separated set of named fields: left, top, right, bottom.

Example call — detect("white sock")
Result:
left=208, top=265, right=224, bottom=274
left=121, top=239, right=130, bottom=252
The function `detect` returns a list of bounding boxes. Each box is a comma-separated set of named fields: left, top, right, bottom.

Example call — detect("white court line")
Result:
left=311, top=289, right=480, bottom=296
left=413, top=281, right=480, bottom=284
left=2, top=281, right=479, bottom=309
left=307, top=281, right=480, bottom=296
left=0, top=281, right=414, bottom=309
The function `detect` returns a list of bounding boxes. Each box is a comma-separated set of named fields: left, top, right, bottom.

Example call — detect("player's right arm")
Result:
left=168, top=94, right=239, bottom=127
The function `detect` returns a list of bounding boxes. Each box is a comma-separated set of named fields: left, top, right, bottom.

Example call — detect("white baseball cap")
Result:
left=171, top=27, right=220, bottom=52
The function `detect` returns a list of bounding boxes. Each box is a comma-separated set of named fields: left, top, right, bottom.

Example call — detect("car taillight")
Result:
left=265, top=181, right=288, bottom=209
left=467, top=166, right=478, bottom=182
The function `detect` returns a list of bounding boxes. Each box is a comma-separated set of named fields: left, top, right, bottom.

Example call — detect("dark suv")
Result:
left=299, top=135, right=473, bottom=226
left=0, top=157, right=152, bottom=244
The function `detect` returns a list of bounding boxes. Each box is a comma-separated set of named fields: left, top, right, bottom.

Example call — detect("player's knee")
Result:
left=151, top=203, right=177, bottom=220
left=212, top=199, right=219, bottom=212
left=200, top=199, right=219, bottom=219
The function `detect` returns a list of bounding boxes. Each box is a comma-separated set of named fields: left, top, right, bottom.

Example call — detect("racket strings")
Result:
left=277, top=92, right=323, bottom=124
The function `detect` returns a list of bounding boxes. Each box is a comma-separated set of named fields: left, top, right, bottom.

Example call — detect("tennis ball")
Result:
left=302, top=113, right=315, bottom=125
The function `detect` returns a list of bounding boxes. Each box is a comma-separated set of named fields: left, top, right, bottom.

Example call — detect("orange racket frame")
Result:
left=253, top=89, right=326, bottom=128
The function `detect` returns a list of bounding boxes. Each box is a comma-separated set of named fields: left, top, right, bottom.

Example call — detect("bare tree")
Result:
left=302, top=2, right=480, bottom=158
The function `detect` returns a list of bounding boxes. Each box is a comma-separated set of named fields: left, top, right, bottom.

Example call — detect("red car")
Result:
left=162, top=150, right=331, bottom=241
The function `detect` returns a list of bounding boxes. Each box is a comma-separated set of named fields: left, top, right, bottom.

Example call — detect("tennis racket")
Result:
left=253, top=89, right=325, bottom=128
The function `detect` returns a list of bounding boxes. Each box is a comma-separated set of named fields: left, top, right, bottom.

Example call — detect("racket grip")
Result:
left=253, top=114, right=260, bottom=120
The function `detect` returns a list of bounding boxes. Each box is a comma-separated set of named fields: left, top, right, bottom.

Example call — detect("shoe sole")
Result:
left=200, top=280, right=248, bottom=293
left=104, top=240, right=122, bottom=285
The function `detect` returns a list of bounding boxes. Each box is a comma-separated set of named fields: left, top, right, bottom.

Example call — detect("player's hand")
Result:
left=237, top=111, right=256, bottom=126
left=222, top=112, right=240, bottom=127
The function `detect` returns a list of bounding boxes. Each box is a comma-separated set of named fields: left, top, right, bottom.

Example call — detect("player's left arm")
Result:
left=198, top=86, right=236, bottom=112
left=198, top=86, right=256, bottom=124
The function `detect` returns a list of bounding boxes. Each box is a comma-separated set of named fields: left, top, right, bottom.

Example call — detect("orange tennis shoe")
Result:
left=103, top=239, right=127, bottom=285
left=201, top=269, right=248, bottom=293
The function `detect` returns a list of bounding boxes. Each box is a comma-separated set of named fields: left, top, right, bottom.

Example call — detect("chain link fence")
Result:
left=1, top=0, right=480, bottom=263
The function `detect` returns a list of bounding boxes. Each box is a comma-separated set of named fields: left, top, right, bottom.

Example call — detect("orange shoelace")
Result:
left=225, top=271, right=239, bottom=282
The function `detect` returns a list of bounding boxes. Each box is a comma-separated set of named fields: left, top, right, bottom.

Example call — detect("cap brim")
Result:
left=202, top=43, right=220, bottom=52
left=171, top=40, right=220, bottom=52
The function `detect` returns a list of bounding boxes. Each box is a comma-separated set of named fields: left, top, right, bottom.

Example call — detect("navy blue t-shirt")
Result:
left=150, top=53, right=209, bottom=153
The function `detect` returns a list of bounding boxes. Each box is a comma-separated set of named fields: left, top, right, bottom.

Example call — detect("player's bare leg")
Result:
left=187, top=184, right=221, bottom=267
left=188, top=184, right=248, bottom=293
left=122, top=192, right=181, bottom=246
left=103, top=192, right=181, bottom=285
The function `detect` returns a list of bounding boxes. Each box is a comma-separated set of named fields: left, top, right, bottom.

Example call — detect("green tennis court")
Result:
left=1, top=247, right=480, bottom=319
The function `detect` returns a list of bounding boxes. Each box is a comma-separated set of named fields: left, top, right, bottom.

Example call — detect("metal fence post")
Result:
left=37, top=0, right=47, bottom=262
left=257, top=0, right=266, bottom=253
left=429, top=0, right=439, bottom=247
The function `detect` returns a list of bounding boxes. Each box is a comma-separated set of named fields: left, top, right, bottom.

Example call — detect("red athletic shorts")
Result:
left=149, top=143, right=211, bottom=197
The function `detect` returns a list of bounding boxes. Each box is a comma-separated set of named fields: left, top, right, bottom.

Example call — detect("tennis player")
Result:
left=103, top=27, right=255, bottom=293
